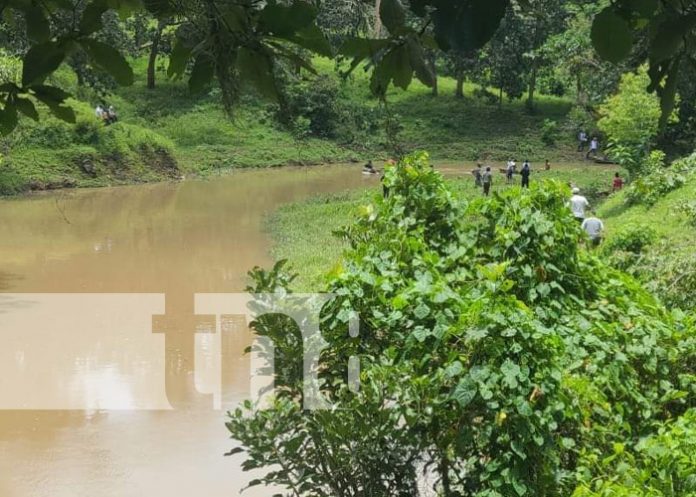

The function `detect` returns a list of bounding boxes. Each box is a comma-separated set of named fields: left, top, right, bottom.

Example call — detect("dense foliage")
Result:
left=227, top=152, right=695, bottom=497
left=625, top=152, right=696, bottom=206
left=598, top=68, right=663, bottom=176
left=1, top=0, right=695, bottom=135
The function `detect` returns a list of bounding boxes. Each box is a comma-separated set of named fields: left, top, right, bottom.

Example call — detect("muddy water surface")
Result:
left=0, top=166, right=376, bottom=497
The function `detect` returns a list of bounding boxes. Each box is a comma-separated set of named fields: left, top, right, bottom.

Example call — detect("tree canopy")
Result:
left=0, top=0, right=694, bottom=134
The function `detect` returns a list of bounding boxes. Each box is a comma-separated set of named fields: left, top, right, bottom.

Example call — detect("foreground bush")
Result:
left=227, top=152, right=695, bottom=497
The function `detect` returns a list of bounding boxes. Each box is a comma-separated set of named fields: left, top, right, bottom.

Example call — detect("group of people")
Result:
left=95, top=104, right=118, bottom=125
left=473, top=158, right=551, bottom=195
left=578, top=130, right=600, bottom=160
left=570, top=187, right=605, bottom=246
left=363, top=158, right=620, bottom=247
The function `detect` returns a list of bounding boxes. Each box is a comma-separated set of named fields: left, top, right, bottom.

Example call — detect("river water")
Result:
left=0, top=166, right=376, bottom=497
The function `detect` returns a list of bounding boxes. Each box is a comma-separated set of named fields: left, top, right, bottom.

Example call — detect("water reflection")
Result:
left=0, top=165, right=373, bottom=497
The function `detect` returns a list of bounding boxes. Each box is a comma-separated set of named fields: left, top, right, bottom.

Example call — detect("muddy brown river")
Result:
left=0, top=166, right=375, bottom=497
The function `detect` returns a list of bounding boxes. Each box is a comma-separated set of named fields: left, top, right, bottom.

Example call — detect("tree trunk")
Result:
left=455, top=70, right=465, bottom=98
left=527, top=62, right=538, bottom=112
left=147, top=20, right=166, bottom=90
left=429, top=53, right=438, bottom=96
left=499, top=86, right=504, bottom=108
left=374, top=0, right=382, bottom=37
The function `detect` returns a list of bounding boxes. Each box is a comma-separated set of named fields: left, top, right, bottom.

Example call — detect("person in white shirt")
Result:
left=586, top=137, right=599, bottom=159
left=569, top=188, right=590, bottom=222
left=582, top=213, right=604, bottom=246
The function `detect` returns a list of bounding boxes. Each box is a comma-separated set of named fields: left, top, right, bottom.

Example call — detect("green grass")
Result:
left=598, top=175, right=696, bottom=247
left=1, top=55, right=582, bottom=195
left=269, top=161, right=622, bottom=291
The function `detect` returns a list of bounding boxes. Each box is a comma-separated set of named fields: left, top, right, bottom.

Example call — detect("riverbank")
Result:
left=0, top=57, right=580, bottom=196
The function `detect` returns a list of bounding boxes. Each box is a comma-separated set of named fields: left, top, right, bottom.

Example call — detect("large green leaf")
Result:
left=22, top=41, right=67, bottom=87
left=188, top=54, right=215, bottom=94
left=80, top=0, right=109, bottom=35
left=407, top=37, right=435, bottom=87
left=25, top=5, right=50, bottom=43
left=83, top=39, right=134, bottom=86
left=0, top=101, right=18, bottom=135
left=591, top=8, right=633, bottom=64
left=380, top=0, right=406, bottom=34
left=452, top=377, right=477, bottom=408
left=430, top=0, right=508, bottom=52
left=32, top=87, right=75, bottom=123
left=31, top=84, right=70, bottom=103
left=657, top=57, right=680, bottom=130
left=167, top=40, right=191, bottom=79
left=237, top=47, right=278, bottom=101
left=649, top=14, right=696, bottom=63
left=286, top=24, right=333, bottom=57
left=259, top=0, right=316, bottom=38
left=15, top=97, right=39, bottom=121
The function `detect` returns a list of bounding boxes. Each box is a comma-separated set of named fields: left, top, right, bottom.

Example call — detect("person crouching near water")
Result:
left=581, top=211, right=604, bottom=247
left=363, top=160, right=377, bottom=175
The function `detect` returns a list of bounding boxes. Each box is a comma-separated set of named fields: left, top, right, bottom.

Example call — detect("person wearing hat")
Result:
left=569, top=187, right=590, bottom=223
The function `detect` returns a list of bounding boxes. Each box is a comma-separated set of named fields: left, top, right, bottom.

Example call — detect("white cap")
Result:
left=572, top=187, right=580, bottom=194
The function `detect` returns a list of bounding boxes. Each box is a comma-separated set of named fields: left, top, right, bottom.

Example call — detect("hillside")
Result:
left=598, top=172, right=696, bottom=310
left=0, top=57, right=577, bottom=195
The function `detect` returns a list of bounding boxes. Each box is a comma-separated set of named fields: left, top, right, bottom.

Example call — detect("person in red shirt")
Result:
left=612, top=172, right=624, bottom=192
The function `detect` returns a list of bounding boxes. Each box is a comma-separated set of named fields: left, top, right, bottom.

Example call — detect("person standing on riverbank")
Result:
left=586, top=137, right=599, bottom=160
left=521, top=160, right=531, bottom=188
left=506, top=159, right=515, bottom=184
left=482, top=167, right=493, bottom=196
left=578, top=130, right=588, bottom=152
left=473, top=163, right=483, bottom=187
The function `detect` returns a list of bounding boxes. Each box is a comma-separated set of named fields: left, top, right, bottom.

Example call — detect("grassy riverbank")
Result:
left=268, top=161, right=623, bottom=291
left=0, top=57, right=580, bottom=195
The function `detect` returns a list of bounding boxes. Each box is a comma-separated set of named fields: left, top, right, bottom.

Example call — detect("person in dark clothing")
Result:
left=473, top=163, right=483, bottom=187
left=520, top=160, right=531, bottom=188
left=482, top=166, right=493, bottom=196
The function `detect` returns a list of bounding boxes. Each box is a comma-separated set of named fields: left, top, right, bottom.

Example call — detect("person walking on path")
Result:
left=586, top=137, right=599, bottom=160
left=582, top=212, right=604, bottom=247
left=578, top=130, right=588, bottom=152
left=473, top=163, right=483, bottom=187
left=612, top=172, right=624, bottom=192
left=520, top=160, right=531, bottom=188
left=570, top=187, right=590, bottom=223
left=482, top=166, right=493, bottom=196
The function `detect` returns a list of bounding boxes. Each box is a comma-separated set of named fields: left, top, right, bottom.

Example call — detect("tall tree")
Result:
left=146, top=19, right=169, bottom=90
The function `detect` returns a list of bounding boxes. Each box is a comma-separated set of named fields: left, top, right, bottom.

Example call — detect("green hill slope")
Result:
left=599, top=173, right=696, bottom=310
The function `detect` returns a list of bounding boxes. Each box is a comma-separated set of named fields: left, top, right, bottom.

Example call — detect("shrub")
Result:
left=677, top=201, right=696, bottom=227
left=226, top=153, right=695, bottom=497
left=603, top=224, right=658, bottom=255
left=573, top=410, right=696, bottom=497
left=541, top=118, right=559, bottom=146
left=625, top=151, right=695, bottom=206
left=283, top=74, right=381, bottom=145
left=598, top=67, right=663, bottom=177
